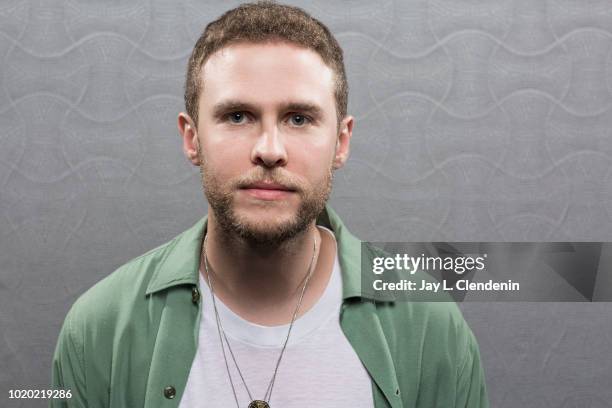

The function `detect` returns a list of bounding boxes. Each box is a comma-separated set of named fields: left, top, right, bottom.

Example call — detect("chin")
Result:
left=231, top=209, right=309, bottom=245
left=237, top=210, right=296, bottom=231
left=236, top=200, right=295, bottom=217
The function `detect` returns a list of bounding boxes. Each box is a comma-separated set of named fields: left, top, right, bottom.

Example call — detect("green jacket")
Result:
left=50, top=205, right=489, bottom=408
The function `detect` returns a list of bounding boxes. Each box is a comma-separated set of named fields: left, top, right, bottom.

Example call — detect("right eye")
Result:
left=226, top=112, right=249, bottom=125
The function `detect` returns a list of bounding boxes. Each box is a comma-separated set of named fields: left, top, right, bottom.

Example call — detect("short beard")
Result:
left=197, top=144, right=332, bottom=248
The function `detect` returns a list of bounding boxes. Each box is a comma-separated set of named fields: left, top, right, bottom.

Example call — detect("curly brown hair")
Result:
left=184, top=1, right=348, bottom=128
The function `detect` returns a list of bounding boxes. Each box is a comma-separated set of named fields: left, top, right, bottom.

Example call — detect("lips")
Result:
left=240, top=181, right=296, bottom=200
left=242, top=181, right=295, bottom=191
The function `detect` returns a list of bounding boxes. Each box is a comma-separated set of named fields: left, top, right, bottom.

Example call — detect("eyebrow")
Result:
left=211, top=100, right=324, bottom=119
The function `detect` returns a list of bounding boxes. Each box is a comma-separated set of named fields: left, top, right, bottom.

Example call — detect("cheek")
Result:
left=287, top=140, right=335, bottom=178
left=300, top=132, right=336, bottom=161
left=201, top=134, right=251, bottom=175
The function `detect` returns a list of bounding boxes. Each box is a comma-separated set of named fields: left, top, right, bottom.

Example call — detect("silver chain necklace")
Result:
left=202, top=232, right=318, bottom=408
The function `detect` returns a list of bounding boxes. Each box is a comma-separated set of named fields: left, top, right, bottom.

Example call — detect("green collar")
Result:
left=145, top=204, right=370, bottom=300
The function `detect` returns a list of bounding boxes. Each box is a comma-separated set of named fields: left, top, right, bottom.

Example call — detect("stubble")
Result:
left=197, top=143, right=332, bottom=248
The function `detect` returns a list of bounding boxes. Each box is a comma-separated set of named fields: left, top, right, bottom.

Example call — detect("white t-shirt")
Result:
left=178, top=226, right=374, bottom=408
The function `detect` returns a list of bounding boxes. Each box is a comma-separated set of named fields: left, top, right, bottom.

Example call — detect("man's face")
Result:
left=193, top=41, right=349, bottom=245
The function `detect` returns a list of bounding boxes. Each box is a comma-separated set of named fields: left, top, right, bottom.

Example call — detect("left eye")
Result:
left=288, top=114, right=310, bottom=127
left=228, top=112, right=248, bottom=124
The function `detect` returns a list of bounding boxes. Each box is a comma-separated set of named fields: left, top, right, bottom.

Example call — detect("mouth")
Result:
left=239, top=181, right=297, bottom=201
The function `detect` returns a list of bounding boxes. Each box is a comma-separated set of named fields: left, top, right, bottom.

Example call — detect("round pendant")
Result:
left=248, top=400, right=270, bottom=408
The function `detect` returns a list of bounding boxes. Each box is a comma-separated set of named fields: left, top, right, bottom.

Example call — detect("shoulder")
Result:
left=361, top=242, right=476, bottom=357
left=64, top=237, right=179, bottom=337
left=51, top=221, right=205, bottom=398
left=378, top=298, right=475, bottom=354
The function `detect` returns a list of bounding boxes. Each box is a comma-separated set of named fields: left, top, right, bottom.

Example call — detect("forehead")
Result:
left=199, top=41, right=336, bottom=111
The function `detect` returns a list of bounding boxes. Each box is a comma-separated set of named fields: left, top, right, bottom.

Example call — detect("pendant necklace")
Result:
left=202, top=232, right=318, bottom=408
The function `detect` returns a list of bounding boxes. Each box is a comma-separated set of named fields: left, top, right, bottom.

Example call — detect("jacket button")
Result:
left=192, top=287, right=201, bottom=304
left=164, top=386, right=176, bottom=399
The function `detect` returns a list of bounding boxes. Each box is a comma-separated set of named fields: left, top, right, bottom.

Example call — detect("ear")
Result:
left=178, top=112, right=201, bottom=166
left=332, top=115, right=354, bottom=170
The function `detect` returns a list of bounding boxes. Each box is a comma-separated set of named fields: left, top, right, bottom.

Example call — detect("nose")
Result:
left=250, top=120, right=288, bottom=168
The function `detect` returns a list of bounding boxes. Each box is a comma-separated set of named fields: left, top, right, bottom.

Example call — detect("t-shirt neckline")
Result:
left=198, top=225, right=341, bottom=348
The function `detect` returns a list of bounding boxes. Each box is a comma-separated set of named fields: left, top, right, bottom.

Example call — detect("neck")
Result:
left=201, top=211, right=335, bottom=326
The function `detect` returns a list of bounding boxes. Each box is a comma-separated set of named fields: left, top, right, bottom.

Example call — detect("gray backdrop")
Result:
left=1, top=0, right=612, bottom=407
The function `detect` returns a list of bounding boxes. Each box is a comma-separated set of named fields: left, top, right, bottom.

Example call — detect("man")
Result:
left=50, top=2, right=488, bottom=407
